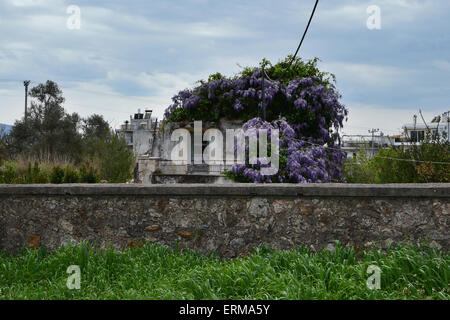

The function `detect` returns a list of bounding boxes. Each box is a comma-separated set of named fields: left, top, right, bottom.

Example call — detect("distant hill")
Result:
left=0, top=123, right=12, bottom=134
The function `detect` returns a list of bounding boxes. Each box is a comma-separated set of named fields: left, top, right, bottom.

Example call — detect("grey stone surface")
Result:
left=0, top=184, right=448, bottom=256
left=0, top=183, right=449, bottom=197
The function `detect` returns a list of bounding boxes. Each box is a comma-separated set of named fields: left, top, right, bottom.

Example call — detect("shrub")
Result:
left=0, top=161, right=50, bottom=184
left=79, top=162, right=99, bottom=183
left=99, top=135, right=135, bottom=183
left=371, top=148, right=419, bottom=183
left=371, top=135, right=449, bottom=183
left=1, top=162, right=18, bottom=184
left=50, top=166, right=65, bottom=184
left=33, top=165, right=50, bottom=184
left=62, top=165, right=80, bottom=183
left=342, top=147, right=376, bottom=184
left=343, top=131, right=450, bottom=183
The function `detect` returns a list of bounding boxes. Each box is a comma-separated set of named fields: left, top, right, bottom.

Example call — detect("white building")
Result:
left=116, top=109, right=159, bottom=156
left=342, top=111, right=449, bottom=158
left=401, top=112, right=449, bottom=145
left=342, top=134, right=394, bottom=158
left=117, top=110, right=242, bottom=184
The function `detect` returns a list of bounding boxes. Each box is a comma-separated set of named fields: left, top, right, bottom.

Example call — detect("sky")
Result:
left=0, top=0, right=449, bottom=135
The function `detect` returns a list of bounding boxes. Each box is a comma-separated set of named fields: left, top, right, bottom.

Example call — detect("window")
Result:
left=125, top=133, right=133, bottom=144
left=410, top=130, right=424, bottom=142
left=418, top=131, right=425, bottom=141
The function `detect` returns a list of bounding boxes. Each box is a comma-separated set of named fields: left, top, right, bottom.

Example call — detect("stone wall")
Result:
left=0, top=184, right=448, bottom=256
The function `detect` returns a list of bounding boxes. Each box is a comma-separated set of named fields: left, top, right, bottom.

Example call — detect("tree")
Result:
left=98, top=133, right=135, bottom=183
left=0, top=126, right=11, bottom=164
left=9, top=80, right=83, bottom=161
left=81, top=114, right=112, bottom=159
left=5, top=80, right=136, bottom=183
left=82, top=114, right=111, bottom=141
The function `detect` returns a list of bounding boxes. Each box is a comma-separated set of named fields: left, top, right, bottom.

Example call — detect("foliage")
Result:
left=2, top=80, right=136, bottom=183
left=0, top=156, right=131, bottom=184
left=81, top=114, right=114, bottom=159
left=0, top=162, right=18, bottom=184
left=0, top=242, right=448, bottom=300
left=50, top=166, right=65, bottom=184
left=9, top=81, right=83, bottom=161
left=164, top=56, right=348, bottom=183
left=372, top=133, right=449, bottom=183
left=6, top=81, right=124, bottom=163
left=341, top=147, right=376, bottom=184
left=0, top=127, right=10, bottom=165
left=79, top=162, right=100, bottom=183
left=343, top=131, right=450, bottom=183
left=98, top=134, right=135, bottom=183
left=62, top=165, right=80, bottom=184
left=164, top=56, right=346, bottom=144
left=18, top=161, right=49, bottom=184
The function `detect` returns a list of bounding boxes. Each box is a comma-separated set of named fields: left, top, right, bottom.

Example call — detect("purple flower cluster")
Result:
left=229, top=118, right=345, bottom=183
left=163, top=69, right=283, bottom=120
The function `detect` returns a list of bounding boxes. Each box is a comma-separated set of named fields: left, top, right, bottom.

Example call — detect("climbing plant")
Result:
left=164, top=56, right=348, bottom=183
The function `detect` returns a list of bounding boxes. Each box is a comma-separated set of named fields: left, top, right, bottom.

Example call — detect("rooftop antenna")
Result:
left=368, top=128, right=379, bottom=157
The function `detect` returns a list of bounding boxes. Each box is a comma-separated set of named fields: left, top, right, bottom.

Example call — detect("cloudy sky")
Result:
left=0, top=0, right=449, bottom=135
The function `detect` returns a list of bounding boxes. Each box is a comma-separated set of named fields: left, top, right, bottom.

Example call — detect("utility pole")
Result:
left=446, top=110, right=450, bottom=142
left=23, top=80, right=31, bottom=121
left=368, top=128, right=379, bottom=157
left=413, top=114, right=417, bottom=142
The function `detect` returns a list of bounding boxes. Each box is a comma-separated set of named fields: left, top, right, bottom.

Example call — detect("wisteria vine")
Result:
left=163, top=57, right=348, bottom=183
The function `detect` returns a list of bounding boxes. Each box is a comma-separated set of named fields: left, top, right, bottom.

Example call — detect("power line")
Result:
left=373, top=156, right=450, bottom=166
left=288, top=0, right=319, bottom=67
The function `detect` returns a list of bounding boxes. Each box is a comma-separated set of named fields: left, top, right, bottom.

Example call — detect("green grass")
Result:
left=0, top=242, right=448, bottom=300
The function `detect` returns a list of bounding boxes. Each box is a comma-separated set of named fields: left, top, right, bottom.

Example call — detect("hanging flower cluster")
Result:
left=163, top=57, right=348, bottom=183
left=226, top=117, right=346, bottom=183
